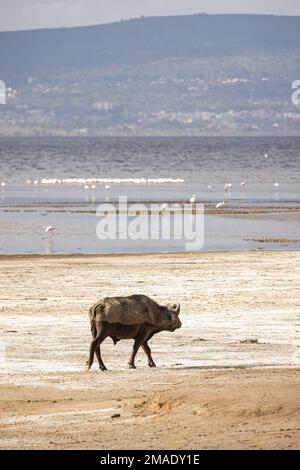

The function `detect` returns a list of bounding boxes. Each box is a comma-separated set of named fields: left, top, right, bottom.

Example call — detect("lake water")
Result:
left=0, top=136, right=299, bottom=254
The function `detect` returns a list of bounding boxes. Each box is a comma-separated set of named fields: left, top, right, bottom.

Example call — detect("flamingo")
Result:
left=43, top=226, right=55, bottom=233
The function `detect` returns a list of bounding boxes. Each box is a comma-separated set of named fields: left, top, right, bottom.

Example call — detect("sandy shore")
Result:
left=0, top=251, right=299, bottom=449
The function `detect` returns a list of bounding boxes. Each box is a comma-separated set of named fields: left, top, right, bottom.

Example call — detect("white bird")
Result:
left=274, top=182, right=279, bottom=187
left=1, top=182, right=6, bottom=187
left=207, top=185, right=213, bottom=190
left=264, top=153, right=268, bottom=158
left=26, top=179, right=31, bottom=184
left=240, top=181, right=246, bottom=187
left=189, top=194, right=196, bottom=203
left=161, top=203, right=169, bottom=212
left=84, top=185, right=89, bottom=189
left=91, top=184, right=96, bottom=189
left=224, top=183, right=232, bottom=191
left=33, top=180, right=38, bottom=185
left=43, top=225, right=55, bottom=233
left=105, top=184, right=110, bottom=189
left=216, top=201, right=225, bottom=209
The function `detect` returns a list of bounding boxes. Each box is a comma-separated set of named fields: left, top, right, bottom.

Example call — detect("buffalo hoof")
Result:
left=128, top=364, right=136, bottom=369
left=99, top=365, right=107, bottom=371
left=85, top=364, right=91, bottom=372
left=148, top=362, right=156, bottom=368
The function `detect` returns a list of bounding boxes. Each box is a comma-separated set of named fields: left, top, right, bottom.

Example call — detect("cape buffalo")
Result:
left=86, top=294, right=181, bottom=370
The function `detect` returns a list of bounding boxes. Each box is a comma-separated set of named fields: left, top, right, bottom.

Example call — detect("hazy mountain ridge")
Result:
left=1, top=14, right=299, bottom=80
left=0, top=14, right=299, bottom=136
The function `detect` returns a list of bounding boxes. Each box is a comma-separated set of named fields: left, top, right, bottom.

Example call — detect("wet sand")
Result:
left=0, top=251, right=299, bottom=449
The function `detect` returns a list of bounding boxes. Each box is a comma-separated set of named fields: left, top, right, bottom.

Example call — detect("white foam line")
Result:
left=40, top=178, right=184, bottom=185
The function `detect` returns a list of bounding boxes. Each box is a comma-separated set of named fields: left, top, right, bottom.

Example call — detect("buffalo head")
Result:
left=164, top=302, right=181, bottom=331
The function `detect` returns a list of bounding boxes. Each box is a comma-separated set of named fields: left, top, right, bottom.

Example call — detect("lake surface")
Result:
left=0, top=136, right=299, bottom=254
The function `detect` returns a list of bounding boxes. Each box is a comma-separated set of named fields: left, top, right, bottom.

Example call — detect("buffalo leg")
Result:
left=87, top=321, right=106, bottom=370
left=87, top=327, right=108, bottom=371
left=128, top=331, right=149, bottom=369
left=142, top=342, right=156, bottom=368
left=95, top=348, right=104, bottom=370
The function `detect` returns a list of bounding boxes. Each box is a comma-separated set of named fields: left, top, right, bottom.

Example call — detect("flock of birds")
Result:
left=188, top=153, right=279, bottom=210
left=188, top=180, right=247, bottom=210
left=0, top=151, right=281, bottom=237
left=205, top=152, right=280, bottom=209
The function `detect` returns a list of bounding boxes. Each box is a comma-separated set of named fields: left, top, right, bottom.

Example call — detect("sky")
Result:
left=1, top=0, right=300, bottom=32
